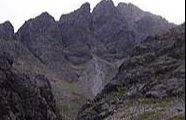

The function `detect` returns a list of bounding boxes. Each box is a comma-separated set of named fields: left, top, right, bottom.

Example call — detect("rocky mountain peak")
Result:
left=18, top=12, right=56, bottom=31
left=98, top=0, right=115, bottom=7
left=0, top=21, right=14, bottom=39
left=79, top=2, right=91, bottom=14
left=17, top=11, right=60, bottom=45
left=92, top=0, right=116, bottom=16
left=0, top=21, right=14, bottom=29
left=37, top=12, right=55, bottom=22
left=117, top=2, right=141, bottom=10
left=92, top=0, right=123, bottom=32
left=116, top=2, right=174, bottom=40
left=59, top=2, right=92, bottom=46
left=16, top=11, right=62, bottom=67
left=58, top=2, right=93, bottom=66
left=18, top=12, right=56, bottom=32
left=60, top=2, right=91, bottom=22
left=117, top=2, right=143, bottom=14
left=117, top=2, right=148, bottom=22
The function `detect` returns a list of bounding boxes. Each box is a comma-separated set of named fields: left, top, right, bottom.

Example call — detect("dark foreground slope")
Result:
left=77, top=24, right=185, bottom=120
left=0, top=52, right=61, bottom=120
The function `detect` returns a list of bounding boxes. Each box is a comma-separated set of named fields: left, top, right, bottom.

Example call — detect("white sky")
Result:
left=0, top=0, right=185, bottom=31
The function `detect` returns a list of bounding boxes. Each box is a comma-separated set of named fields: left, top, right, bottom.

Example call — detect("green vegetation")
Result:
left=168, top=115, right=185, bottom=120
left=52, top=78, right=86, bottom=120
left=138, top=97, right=172, bottom=108
left=104, top=87, right=127, bottom=100
left=58, top=100, right=82, bottom=119
left=137, top=111, right=157, bottom=120
left=61, top=81, right=81, bottom=93
left=120, top=97, right=184, bottom=120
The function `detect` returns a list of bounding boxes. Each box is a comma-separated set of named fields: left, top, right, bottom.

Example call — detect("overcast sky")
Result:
left=0, top=0, right=185, bottom=31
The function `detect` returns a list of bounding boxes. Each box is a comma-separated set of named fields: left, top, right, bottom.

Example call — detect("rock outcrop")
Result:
left=117, top=3, right=174, bottom=41
left=59, top=2, right=93, bottom=65
left=0, top=21, right=14, bottom=40
left=0, top=22, right=45, bottom=76
left=0, top=52, right=60, bottom=120
left=16, top=12, right=63, bottom=65
left=77, top=24, right=185, bottom=120
left=92, top=0, right=136, bottom=61
left=91, top=1, right=174, bottom=61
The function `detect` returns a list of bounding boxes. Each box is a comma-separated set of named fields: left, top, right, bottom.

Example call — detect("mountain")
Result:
left=77, top=24, right=185, bottom=120
left=0, top=0, right=177, bottom=119
left=16, top=12, right=63, bottom=70
left=92, top=0, right=136, bottom=61
left=91, top=0, right=174, bottom=61
left=117, top=2, right=175, bottom=42
left=0, top=21, right=46, bottom=75
left=0, top=21, right=14, bottom=40
left=16, top=0, right=174, bottom=96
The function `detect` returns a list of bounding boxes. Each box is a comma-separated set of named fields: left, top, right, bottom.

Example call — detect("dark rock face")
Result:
left=59, top=3, right=91, bottom=45
left=117, top=3, right=174, bottom=38
left=0, top=52, right=60, bottom=120
left=16, top=12, right=68, bottom=80
left=59, top=3, right=93, bottom=65
left=92, top=0, right=136, bottom=61
left=17, top=12, right=63, bottom=65
left=0, top=21, right=14, bottom=40
left=77, top=24, right=185, bottom=120
left=91, top=1, right=174, bottom=61
left=92, top=0, right=119, bottom=30
left=0, top=22, right=45, bottom=77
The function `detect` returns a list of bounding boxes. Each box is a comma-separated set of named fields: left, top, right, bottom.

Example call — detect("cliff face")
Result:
left=0, top=52, right=60, bottom=120
left=117, top=3, right=174, bottom=34
left=0, top=21, right=14, bottom=40
left=0, top=22, right=45, bottom=76
left=59, top=3, right=93, bottom=65
left=92, top=0, right=136, bottom=61
left=16, top=12, right=63, bottom=66
left=77, top=24, right=185, bottom=120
